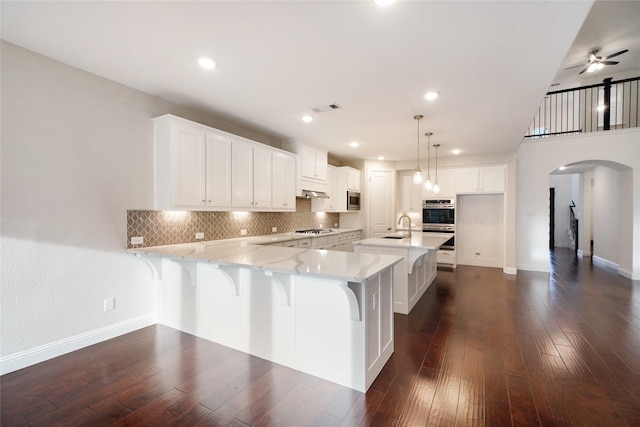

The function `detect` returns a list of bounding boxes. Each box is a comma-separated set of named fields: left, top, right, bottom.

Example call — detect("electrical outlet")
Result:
left=319, top=224, right=324, bottom=228
left=131, top=236, right=143, bottom=245
left=104, top=297, right=115, bottom=312
left=195, top=232, right=204, bottom=240
left=240, top=229, right=247, bottom=236
left=272, top=227, right=277, bottom=233
left=334, top=223, right=338, bottom=227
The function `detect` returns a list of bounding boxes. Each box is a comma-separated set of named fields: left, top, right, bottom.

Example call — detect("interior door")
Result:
left=368, top=169, right=393, bottom=237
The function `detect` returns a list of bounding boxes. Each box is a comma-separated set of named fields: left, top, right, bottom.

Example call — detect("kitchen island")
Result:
left=129, top=238, right=401, bottom=392
left=353, top=232, right=451, bottom=315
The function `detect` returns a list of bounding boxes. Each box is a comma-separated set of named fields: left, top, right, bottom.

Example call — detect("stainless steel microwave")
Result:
left=347, top=191, right=360, bottom=211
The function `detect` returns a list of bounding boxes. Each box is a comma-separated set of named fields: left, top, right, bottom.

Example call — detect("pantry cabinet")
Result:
left=398, top=171, right=422, bottom=213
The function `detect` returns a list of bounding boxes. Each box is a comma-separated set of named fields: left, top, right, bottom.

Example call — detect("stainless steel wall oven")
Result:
left=423, top=198, right=455, bottom=250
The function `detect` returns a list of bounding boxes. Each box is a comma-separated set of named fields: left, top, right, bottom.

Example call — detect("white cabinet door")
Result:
left=313, top=165, right=337, bottom=212
left=399, top=172, right=422, bottom=212
left=231, top=140, right=254, bottom=209
left=369, top=169, right=394, bottom=237
left=314, top=149, right=328, bottom=182
left=272, top=152, right=295, bottom=211
left=252, top=146, right=272, bottom=210
left=171, top=123, right=206, bottom=207
left=347, top=168, right=360, bottom=191
left=454, top=168, right=480, bottom=194
left=478, top=166, right=506, bottom=193
left=204, top=132, right=232, bottom=207
left=455, top=166, right=506, bottom=194
left=299, top=145, right=327, bottom=182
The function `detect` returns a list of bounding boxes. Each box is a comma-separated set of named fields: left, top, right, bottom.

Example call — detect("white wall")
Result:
left=592, top=166, right=620, bottom=263
left=517, top=128, right=640, bottom=278
left=0, top=42, right=280, bottom=371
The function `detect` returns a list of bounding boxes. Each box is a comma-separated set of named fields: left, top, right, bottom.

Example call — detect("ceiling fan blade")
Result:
left=564, top=64, right=586, bottom=70
left=578, top=66, right=590, bottom=75
left=600, top=61, right=619, bottom=65
left=602, top=49, right=628, bottom=60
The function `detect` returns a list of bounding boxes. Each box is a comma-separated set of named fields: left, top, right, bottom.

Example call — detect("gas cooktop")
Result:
left=294, top=229, right=335, bottom=235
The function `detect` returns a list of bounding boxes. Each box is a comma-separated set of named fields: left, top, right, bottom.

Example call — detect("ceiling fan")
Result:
left=565, top=49, right=629, bottom=74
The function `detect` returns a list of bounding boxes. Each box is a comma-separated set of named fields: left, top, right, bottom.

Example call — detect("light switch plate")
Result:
left=131, top=236, right=143, bottom=245
left=240, top=229, right=247, bottom=236
left=195, top=232, right=204, bottom=239
left=272, top=227, right=277, bottom=233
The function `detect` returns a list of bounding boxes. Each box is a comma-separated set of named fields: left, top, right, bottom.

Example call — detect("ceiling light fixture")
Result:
left=433, top=144, right=441, bottom=194
left=350, top=141, right=359, bottom=147
left=424, top=132, right=433, bottom=190
left=424, top=91, right=439, bottom=101
left=198, top=57, right=216, bottom=70
left=301, top=115, right=314, bottom=123
left=378, top=156, right=385, bottom=161
left=452, top=149, right=461, bottom=155
left=413, top=115, right=424, bottom=184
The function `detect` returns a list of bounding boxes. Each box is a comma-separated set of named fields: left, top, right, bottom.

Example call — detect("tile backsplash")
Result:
left=127, top=198, right=340, bottom=248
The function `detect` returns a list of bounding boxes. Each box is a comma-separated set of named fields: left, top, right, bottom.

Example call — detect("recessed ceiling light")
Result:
left=559, top=166, right=566, bottom=171
left=301, top=115, right=314, bottom=123
left=378, top=156, right=385, bottom=161
left=452, top=149, right=461, bottom=155
left=350, top=141, right=359, bottom=148
left=424, top=91, right=439, bottom=101
left=198, top=57, right=216, bottom=70
left=372, top=0, right=394, bottom=7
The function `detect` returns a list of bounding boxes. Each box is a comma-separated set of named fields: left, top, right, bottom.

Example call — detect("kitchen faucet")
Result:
left=398, top=213, right=412, bottom=238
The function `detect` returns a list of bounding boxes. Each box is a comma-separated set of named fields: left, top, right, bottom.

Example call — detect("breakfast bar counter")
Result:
left=130, top=238, right=401, bottom=392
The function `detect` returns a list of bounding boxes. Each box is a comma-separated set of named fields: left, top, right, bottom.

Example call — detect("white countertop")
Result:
left=128, top=230, right=402, bottom=283
left=353, top=232, right=451, bottom=250
left=244, top=228, right=359, bottom=245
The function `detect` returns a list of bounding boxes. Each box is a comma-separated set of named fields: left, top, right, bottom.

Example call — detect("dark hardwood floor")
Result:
left=3, top=248, right=640, bottom=426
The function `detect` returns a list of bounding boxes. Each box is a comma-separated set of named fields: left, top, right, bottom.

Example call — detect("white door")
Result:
left=457, top=194, right=503, bottom=267
left=368, top=169, right=394, bottom=237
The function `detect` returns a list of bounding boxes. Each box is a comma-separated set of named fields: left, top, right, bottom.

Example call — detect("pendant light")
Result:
left=413, top=115, right=424, bottom=184
left=424, top=132, right=433, bottom=190
left=433, top=143, right=441, bottom=194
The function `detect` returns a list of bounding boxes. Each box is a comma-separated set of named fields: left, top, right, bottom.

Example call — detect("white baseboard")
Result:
left=503, top=267, right=517, bottom=275
left=516, top=263, right=550, bottom=273
left=592, top=255, right=619, bottom=271
left=0, top=313, right=157, bottom=375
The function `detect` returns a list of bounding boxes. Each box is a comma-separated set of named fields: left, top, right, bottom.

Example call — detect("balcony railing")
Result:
left=524, top=76, right=640, bottom=139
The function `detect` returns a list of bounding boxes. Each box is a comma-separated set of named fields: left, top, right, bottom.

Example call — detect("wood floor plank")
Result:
left=3, top=249, right=640, bottom=426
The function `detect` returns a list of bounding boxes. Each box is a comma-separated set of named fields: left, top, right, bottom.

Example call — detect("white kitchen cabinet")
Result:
left=422, top=168, right=456, bottom=198
left=455, top=165, right=505, bottom=194
left=312, top=165, right=337, bottom=212
left=153, top=115, right=232, bottom=210
left=399, top=171, right=423, bottom=212
left=272, top=152, right=296, bottom=211
left=300, top=144, right=328, bottom=182
left=347, top=167, right=360, bottom=191
left=232, top=140, right=272, bottom=210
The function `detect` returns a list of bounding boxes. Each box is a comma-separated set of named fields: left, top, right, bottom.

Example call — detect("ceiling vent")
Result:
left=312, top=103, right=341, bottom=113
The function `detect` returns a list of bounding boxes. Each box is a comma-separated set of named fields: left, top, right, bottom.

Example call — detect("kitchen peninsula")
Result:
left=129, top=236, right=402, bottom=392
left=353, top=233, right=451, bottom=314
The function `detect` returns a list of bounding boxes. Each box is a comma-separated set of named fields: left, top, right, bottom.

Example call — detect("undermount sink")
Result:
left=383, top=235, right=406, bottom=239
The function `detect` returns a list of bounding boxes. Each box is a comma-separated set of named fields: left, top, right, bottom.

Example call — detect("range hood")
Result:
left=298, top=189, right=330, bottom=199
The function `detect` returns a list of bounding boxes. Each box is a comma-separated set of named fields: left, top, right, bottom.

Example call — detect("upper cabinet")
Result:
left=346, top=167, right=360, bottom=192
left=422, top=168, right=456, bottom=198
left=282, top=141, right=329, bottom=196
left=455, top=165, right=506, bottom=194
left=300, top=144, right=328, bottom=182
left=272, top=152, right=296, bottom=211
left=153, top=114, right=294, bottom=212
